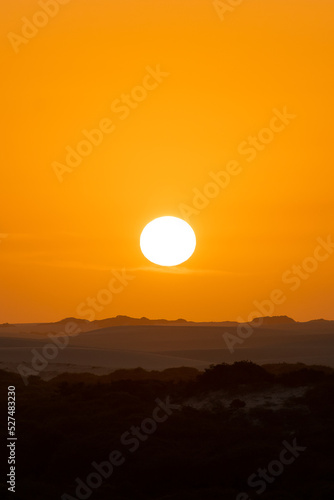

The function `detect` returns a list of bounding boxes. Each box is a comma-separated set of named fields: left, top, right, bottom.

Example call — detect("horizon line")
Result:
left=1, top=314, right=334, bottom=326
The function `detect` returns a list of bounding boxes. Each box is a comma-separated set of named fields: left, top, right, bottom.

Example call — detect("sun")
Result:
left=140, top=216, right=196, bottom=267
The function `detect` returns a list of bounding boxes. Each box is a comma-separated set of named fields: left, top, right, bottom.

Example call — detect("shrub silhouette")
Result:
left=230, top=398, right=246, bottom=409
left=278, top=368, right=326, bottom=386
left=197, top=361, right=274, bottom=389
left=1, top=364, right=333, bottom=500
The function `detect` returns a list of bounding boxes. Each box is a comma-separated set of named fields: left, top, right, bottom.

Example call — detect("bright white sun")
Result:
left=140, top=216, right=196, bottom=267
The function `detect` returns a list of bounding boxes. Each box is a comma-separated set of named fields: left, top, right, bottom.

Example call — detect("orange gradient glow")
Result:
left=0, top=0, right=333, bottom=322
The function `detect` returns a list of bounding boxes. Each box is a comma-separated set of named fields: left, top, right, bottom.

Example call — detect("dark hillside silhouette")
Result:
left=0, top=362, right=333, bottom=499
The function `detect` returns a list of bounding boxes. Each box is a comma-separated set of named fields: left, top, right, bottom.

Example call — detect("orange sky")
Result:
left=1, top=0, right=333, bottom=323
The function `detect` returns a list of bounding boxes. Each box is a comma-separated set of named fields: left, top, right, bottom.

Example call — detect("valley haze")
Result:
left=1, top=315, right=333, bottom=380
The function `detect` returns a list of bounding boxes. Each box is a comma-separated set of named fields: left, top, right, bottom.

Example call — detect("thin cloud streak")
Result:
left=0, top=254, right=247, bottom=276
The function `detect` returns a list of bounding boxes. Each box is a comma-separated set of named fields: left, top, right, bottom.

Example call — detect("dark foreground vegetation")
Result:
left=1, top=361, right=334, bottom=500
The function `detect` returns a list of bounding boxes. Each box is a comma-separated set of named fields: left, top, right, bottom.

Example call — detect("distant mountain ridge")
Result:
left=250, top=315, right=296, bottom=325
left=1, top=315, right=333, bottom=335
left=1, top=314, right=296, bottom=330
left=1, top=315, right=334, bottom=370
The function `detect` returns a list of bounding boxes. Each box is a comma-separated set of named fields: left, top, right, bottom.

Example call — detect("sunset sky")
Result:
left=1, top=0, right=333, bottom=323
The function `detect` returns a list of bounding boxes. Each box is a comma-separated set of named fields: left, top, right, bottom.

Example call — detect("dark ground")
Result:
left=1, top=361, right=334, bottom=500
